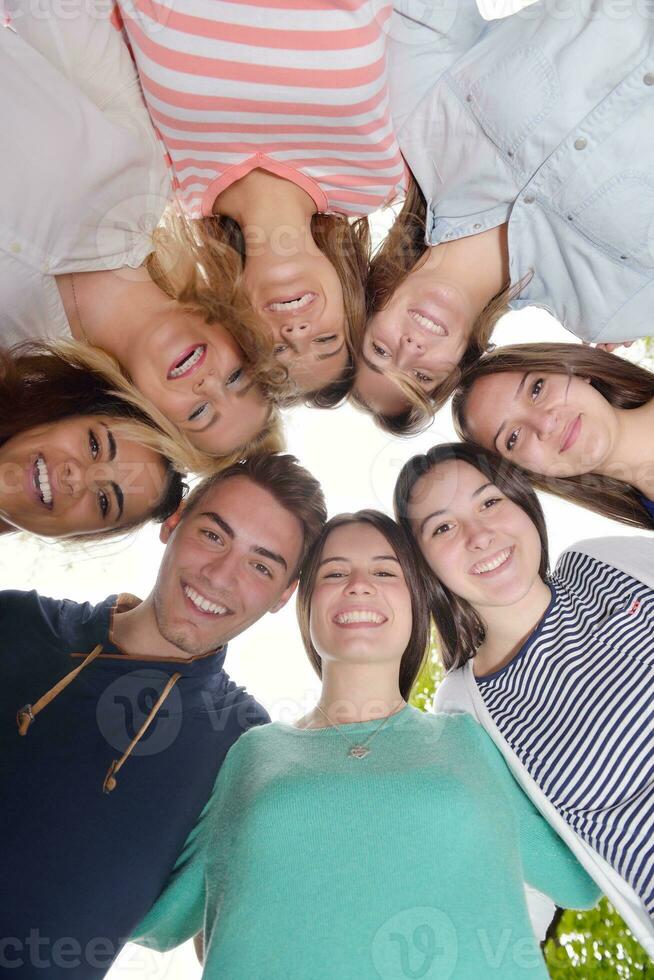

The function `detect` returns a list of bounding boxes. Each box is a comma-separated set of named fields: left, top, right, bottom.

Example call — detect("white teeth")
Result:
left=35, top=455, right=52, bottom=506
left=471, top=548, right=512, bottom=575
left=408, top=311, right=446, bottom=336
left=268, top=292, right=313, bottom=312
left=334, top=610, right=385, bottom=625
left=170, top=345, right=205, bottom=379
left=184, top=585, right=228, bottom=616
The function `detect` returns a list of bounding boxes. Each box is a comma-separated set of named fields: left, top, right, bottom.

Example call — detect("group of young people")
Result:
left=2, top=0, right=654, bottom=977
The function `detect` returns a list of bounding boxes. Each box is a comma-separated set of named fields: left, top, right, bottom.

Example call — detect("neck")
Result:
left=111, top=597, right=212, bottom=661
left=56, top=268, right=161, bottom=373
left=471, top=575, right=552, bottom=678
left=214, top=170, right=316, bottom=258
left=300, top=661, right=405, bottom=728
left=422, top=222, right=510, bottom=321
left=594, top=399, right=654, bottom=500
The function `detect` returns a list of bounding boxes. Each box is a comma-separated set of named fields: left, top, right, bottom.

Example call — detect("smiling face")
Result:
left=308, top=522, right=413, bottom=667
left=127, top=310, right=271, bottom=455
left=0, top=415, right=167, bottom=538
left=406, top=459, right=543, bottom=612
left=243, top=250, right=349, bottom=393
left=356, top=260, right=475, bottom=416
left=152, top=475, right=304, bottom=656
left=463, top=370, right=619, bottom=478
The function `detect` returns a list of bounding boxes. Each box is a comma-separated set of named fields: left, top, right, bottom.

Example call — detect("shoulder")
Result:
left=0, top=589, right=117, bottom=651
left=557, top=535, right=654, bottom=585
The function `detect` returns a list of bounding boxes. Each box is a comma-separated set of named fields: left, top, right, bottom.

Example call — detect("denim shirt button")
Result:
left=644, top=72, right=654, bottom=85
left=523, top=195, right=535, bottom=204
left=473, top=223, right=482, bottom=230
left=574, top=137, right=587, bottom=150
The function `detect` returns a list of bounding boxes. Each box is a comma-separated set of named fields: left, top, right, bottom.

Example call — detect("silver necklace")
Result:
left=313, top=699, right=407, bottom=759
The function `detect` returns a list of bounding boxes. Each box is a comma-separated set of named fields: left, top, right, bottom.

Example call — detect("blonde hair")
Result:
left=50, top=340, right=284, bottom=477
left=357, top=175, right=524, bottom=435
left=147, top=205, right=371, bottom=409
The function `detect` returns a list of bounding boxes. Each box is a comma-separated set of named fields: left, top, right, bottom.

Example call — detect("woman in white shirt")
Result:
left=2, top=8, right=281, bottom=462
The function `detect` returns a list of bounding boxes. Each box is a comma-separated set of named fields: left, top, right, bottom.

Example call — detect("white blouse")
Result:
left=0, top=3, right=171, bottom=347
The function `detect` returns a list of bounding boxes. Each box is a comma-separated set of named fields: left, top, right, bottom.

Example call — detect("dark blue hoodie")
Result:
left=0, top=589, right=270, bottom=979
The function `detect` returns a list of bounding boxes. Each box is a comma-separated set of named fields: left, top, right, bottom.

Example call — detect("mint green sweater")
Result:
left=133, top=706, right=600, bottom=979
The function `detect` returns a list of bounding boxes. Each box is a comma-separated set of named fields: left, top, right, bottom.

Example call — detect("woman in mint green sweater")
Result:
left=132, top=510, right=600, bottom=979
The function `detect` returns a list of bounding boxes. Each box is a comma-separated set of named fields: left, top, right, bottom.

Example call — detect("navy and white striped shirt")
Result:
left=476, top=550, right=654, bottom=917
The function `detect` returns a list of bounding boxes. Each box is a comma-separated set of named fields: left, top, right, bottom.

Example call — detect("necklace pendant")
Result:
left=349, top=745, right=370, bottom=759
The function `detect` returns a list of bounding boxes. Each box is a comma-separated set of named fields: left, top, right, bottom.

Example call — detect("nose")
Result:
left=281, top=320, right=310, bottom=338
left=192, top=369, right=220, bottom=397
left=345, top=571, right=374, bottom=596
left=200, top=546, right=239, bottom=593
left=395, top=334, right=425, bottom=371
left=534, top=409, right=558, bottom=440
left=466, top=519, right=494, bottom=552
left=60, top=459, right=84, bottom=496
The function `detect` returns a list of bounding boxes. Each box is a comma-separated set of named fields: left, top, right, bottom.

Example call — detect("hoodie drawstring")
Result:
left=102, top=672, right=182, bottom=794
left=16, top=645, right=182, bottom=795
left=16, top=644, right=103, bottom=735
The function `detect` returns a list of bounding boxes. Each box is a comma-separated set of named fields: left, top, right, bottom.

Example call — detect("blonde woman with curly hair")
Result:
left=3, top=3, right=282, bottom=458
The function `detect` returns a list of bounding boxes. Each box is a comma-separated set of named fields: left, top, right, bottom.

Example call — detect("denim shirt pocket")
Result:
left=459, top=45, right=560, bottom=164
left=567, top=171, right=654, bottom=270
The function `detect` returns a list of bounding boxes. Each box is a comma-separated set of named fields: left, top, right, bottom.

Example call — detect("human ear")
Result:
left=270, top=578, right=299, bottom=614
left=159, top=502, right=186, bottom=543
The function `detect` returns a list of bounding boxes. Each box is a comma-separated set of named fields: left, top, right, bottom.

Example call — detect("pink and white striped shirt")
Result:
left=113, top=0, right=408, bottom=219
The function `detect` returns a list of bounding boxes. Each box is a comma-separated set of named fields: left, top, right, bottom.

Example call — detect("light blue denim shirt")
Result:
left=389, top=0, right=654, bottom=343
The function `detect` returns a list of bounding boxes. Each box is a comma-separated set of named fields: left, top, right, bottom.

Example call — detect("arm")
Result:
left=9, top=0, right=144, bottom=116
left=130, top=737, right=242, bottom=951
left=475, top=725, right=601, bottom=910
left=388, top=0, right=489, bottom=131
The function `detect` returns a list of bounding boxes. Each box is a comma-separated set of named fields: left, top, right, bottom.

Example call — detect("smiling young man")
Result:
left=0, top=453, right=326, bottom=979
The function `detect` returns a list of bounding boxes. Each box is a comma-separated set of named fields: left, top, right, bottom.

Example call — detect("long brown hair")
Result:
left=0, top=341, right=186, bottom=535
left=452, top=342, right=654, bottom=531
left=148, top=208, right=371, bottom=409
left=357, top=175, right=522, bottom=435
left=393, top=442, right=550, bottom=671
left=297, top=510, right=431, bottom=700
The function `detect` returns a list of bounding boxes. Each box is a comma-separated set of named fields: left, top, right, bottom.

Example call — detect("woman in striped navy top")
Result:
left=394, top=441, right=654, bottom=956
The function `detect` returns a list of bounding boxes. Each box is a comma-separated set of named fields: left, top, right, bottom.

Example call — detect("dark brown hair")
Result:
left=357, top=175, right=521, bottom=435
left=297, top=509, right=431, bottom=700
left=181, top=453, right=327, bottom=580
left=393, top=442, right=549, bottom=671
left=452, top=342, right=654, bottom=531
left=0, top=342, right=185, bottom=536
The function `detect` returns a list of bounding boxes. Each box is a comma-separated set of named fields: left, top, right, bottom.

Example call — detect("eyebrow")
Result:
left=253, top=546, right=287, bottom=572
left=316, top=340, right=346, bottom=362
left=361, top=351, right=384, bottom=376
left=319, top=554, right=400, bottom=565
left=492, top=372, right=529, bottom=451
left=110, top=482, right=124, bottom=521
left=100, top=422, right=117, bottom=462
left=419, top=482, right=495, bottom=534
left=200, top=512, right=287, bottom=570
left=200, top=511, right=235, bottom=537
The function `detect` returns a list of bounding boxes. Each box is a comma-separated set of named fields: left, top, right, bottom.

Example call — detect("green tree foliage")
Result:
left=410, top=626, right=653, bottom=975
